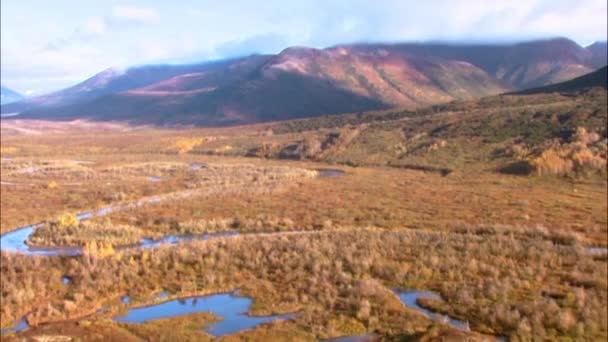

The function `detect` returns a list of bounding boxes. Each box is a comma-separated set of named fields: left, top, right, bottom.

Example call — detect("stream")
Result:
left=0, top=168, right=346, bottom=256
left=395, top=290, right=469, bottom=331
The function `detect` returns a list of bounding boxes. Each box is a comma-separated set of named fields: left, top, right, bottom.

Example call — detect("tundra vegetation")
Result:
left=0, top=89, right=606, bottom=341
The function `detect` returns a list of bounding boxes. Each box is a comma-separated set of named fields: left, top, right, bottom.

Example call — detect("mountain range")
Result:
left=1, top=37, right=606, bottom=126
left=0, top=86, right=24, bottom=105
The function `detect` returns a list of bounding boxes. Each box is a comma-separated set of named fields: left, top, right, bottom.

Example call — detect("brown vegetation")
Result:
left=1, top=227, right=606, bottom=340
left=28, top=218, right=144, bottom=247
left=1, top=89, right=606, bottom=341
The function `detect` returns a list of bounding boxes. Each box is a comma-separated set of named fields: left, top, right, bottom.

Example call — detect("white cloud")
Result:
left=84, top=17, right=106, bottom=35
left=139, top=40, right=170, bottom=60
left=112, top=5, right=160, bottom=24
left=1, top=0, right=606, bottom=94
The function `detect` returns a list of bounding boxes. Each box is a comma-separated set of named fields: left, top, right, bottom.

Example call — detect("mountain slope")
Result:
left=4, top=38, right=606, bottom=126
left=14, top=49, right=508, bottom=125
left=587, top=41, right=607, bottom=68
left=514, top=65, right=607, bottom=94
left=345, top=37, right=604, bottom=89
left=0, top=87, right=24, bottom=105
left=0, top=56, right=271, bottom=114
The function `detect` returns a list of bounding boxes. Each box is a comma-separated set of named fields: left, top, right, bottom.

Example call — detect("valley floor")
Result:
left=1, top=111, right=606, bottom=340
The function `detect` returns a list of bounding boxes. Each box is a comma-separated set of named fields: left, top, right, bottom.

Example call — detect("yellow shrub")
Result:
left=214, top=145, right=233, bottom=153
left=531, top=142, right=606, bottom=176
left=0, top=146, right=18, bottom=154
left=47, top=180, right=58, bottom=189
left=57, top=213, right=78, bottom=229
left=532, top=149, right=573, bottom=176
left=327, top=315, right=367, bottom=336
left=83, top=241, right=116, bottom=257
left=572, top=148, right=605, bottom=169
left=574, top=127, right=600, bottom=145
left=167, top=137, right=204, bottom=154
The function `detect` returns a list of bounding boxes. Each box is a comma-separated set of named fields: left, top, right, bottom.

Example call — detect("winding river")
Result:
left=0, top=168, right=346, bottom=256
left=395, top=290, right=469, bottom=331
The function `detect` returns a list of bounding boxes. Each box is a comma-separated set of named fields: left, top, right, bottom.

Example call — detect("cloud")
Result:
left=43, top=17, right=107, bottom=51
left=1, top=0, right=606, bottom=95
left=112, top=5, right=160, bottom=24
left=214, top=33, right=290, bottom=57
left=42, top=5, right=160, bottom=53
left=139, top=40, right=170, bottom=60
left=84, top=17, right=107, bottom=35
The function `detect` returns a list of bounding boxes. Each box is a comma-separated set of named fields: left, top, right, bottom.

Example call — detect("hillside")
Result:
left=3, top=38, right=606, bottom=126
left=587, top=41, right=608, bottom=68
left=514, top=65, right=607, bottom=94
left=0, top=57, right=271, bottom=114
left=188, top=87, right=607, bottom=178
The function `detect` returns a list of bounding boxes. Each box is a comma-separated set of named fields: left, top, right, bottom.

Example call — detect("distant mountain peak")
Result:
left=76, top=67, right=126, bottom=91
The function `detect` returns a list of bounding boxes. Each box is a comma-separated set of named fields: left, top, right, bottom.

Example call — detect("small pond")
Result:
left=113, top=292, right=296, bottom=337
left=190, top=162, right=207, bottom=170
left=0, top=319, right=29, bottom=335
left=315, top=169, right=346, bottom=177
left=586, top=246, right=608, bottom=255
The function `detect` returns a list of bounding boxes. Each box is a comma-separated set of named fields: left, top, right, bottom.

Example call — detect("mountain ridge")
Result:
left=2, top=37, right=606, bottom=126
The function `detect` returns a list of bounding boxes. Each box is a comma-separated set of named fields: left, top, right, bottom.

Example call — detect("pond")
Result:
left=113, top=292, right=296, bottom=337
left=315, top=169, right=346, bottom=177
left=0, top=319, right=29, bottom=335
left=190, top=162, right=207, bottom=170
left=586, top=246, right=608, bottom=255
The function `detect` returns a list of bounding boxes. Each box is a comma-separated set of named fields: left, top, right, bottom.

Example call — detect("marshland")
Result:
left=1, top=3, right=607, bottom=339
left=1, top=88, right=607, bottom=341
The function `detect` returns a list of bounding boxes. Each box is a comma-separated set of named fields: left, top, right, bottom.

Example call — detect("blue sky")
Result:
left=1, top=0, right=607, bottom=95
